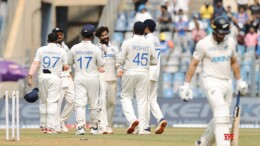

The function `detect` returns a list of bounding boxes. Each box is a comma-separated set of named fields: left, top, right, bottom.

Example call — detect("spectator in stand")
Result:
left=244, top=15, right=259, bottom=34
left=174, top=9, right=188, bottom=23
left=237, top=31, right=246, bottom=56
left=213, top=1, right=226, bottom=18
left=236, top=0, right=249, bottom=11
left=244, top=26, right=258, bottom=52
left=173, top=9, right=189, bottom=53
left=158, top=32, right=174, bottom=54
left=133, top=0, right=148, bottom=13
left=200, top=2, right=214, bottom=20
left=234, top=7, right=250, bottom=31
left=191, top=20, right=206, bottom=53
left=134, top=4, right=152, bottom=22
left=249, top=0, right=260, bottom=18
left=200, top=1, right=214, bottom=34
left=158, top=5, right=172, bottom=32
left=174, top=0, right=190, bottom=14
left=164, top=0, right=175, bottom=17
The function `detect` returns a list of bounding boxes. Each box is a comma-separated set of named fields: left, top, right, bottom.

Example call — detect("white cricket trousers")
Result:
left=74, top=76, right=101, bottom=128
left=38, top=74, right=61, bottom=130
left=201, top=76, right=233, bottom=146
left=100, top=81, right=117, bottom=129
left=144, top=80, right=164, bottom=128
left=55, top=76, right=75, bottom=127
left=120, top=74, right=149, bottom=130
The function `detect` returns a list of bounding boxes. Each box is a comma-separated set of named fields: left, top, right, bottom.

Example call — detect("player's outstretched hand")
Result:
left=179, top=83, right=193, bottom=102
left=236, top=79, right=248, bottom=95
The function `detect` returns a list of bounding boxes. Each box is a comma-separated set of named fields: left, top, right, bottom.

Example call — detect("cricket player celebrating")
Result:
left=179, top=16, right=248, bottom=146
left=52, top=27, right=75, bottom=133
left=68, top=24, right=105, bottom=135
left=28, top=32, right=69, bottom=133
left=95, top=26, right=119, bottom=134
left=117, top=21, right=157, bottom=134
left=143, top=19, right=167, bottom=134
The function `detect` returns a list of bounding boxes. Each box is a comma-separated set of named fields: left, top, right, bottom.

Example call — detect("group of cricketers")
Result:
left=28, top=15, right=249, bottom=146
left=28, top=19, right=167, bottom=135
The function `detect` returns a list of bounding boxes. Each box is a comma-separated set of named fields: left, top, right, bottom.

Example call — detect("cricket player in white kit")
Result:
left=179, top=16, right=248, bottom=146
left=68, top=24, right=105, bottom=135
left=143, top=19, right=167, bottom=134
left=28, top=32, right=69, bottom=133
left=117, top=21, right=157, bottom=134
left=52, top=27, right=75, bottom=133
left=95, top=26, right=119, bottom=134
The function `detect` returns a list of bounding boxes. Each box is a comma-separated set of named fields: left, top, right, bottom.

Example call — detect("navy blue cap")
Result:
left=134, top=21, right=146, bottom=32
left=81, top=24, right=95, bottom=35
left=52, top=27, right=64, bottom=33
left=143, top=19, right=156, bottom=29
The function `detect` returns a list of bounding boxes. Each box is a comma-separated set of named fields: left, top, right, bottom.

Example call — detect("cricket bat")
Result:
left=231, top=92, right=241, bottom=146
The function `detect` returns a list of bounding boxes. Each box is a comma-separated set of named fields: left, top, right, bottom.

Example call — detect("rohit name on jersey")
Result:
left=133, top=45, right=149, bottom=51
left=211, top=56, right=230, bottom=62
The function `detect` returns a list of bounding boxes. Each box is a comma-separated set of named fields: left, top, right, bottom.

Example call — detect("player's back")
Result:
left=69, top=40, right=105, bottom=77
left=36, top=43, right=66, bottom=76
left=118, top=35, right=157, bottom=75
left=145, top=33, right=161, bottom=81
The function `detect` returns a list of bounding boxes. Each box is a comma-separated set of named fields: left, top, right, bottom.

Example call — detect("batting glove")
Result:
left=179, top=82, right=193, bottom=102
left=236, top=79, right=248, bottom=95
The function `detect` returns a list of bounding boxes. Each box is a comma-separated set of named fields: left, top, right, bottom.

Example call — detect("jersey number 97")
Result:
left=42, top=56, right=60, bottom=68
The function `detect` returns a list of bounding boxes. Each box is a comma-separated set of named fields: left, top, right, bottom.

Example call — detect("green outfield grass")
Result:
left=1, top=128, right=260, bottom=146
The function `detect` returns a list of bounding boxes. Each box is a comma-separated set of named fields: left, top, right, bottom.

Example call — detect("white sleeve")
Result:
left=62, top=50, right=68, bottom=65
left=34, top=48, right=41, bottom=62
left=150, top=44, right=157, bottom=65
left=116, top=41, right=127, bottom=65
left=193, top=41, right=205, bottom=60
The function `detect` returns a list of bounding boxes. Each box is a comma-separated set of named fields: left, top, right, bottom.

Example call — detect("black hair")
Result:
left=161, top=5, right=167, bottom=10
left=47, top=32, right=58, bottom=43
left=95, top=26, right=109, bottom=38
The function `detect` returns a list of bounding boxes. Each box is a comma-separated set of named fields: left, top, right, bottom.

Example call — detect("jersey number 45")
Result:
left=133, top=53, right=148, bottom=66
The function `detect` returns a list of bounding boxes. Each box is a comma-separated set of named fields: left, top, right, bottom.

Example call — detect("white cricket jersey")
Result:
left=59, top=42, right=71, bottom=77
left=68, top=40, right=105, bottom=77
left=145, top=33, right=161, bottom=81
left=34, top=43, right=67, bottom=76
left=97, top=42, right=119, bottom=81
left=193, top=35, right=237, bottom=80
left=117, top=35, right=157, bottom=75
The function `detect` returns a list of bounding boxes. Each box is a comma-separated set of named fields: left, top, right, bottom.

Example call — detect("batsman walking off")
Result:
left=116, top=21, right=157, bottom=134
left=179, top=16, right=248, bottom=146
left=68, top=24, right=105, bottom=135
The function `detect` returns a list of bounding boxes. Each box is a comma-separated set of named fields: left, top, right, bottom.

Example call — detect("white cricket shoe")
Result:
left=155, top=118, right=167, bottom=134
left=75, top=126, right=86, bottom=135
left=99, top=127, right=108, bottom=134
left=55, top=125, right=61, bottom=133
left=90, top=127, right=100, bottom=135
left=61, top=122, right=69, bottom=133
left=107, top=127, right=114, bottom=134
left=127, top=120, right=139, bottom=134
left=138, top=127, right=151, bottom=135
